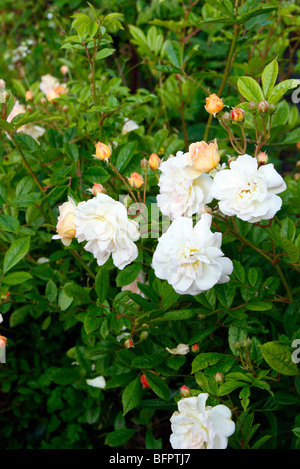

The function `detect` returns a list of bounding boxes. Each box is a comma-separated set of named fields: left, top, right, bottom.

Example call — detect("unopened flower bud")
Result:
left=233, top=340, right=242, bottom=351
left=269, top=104, right=276, bottom=115
left=180, top=385, right=191, bottom=397
left=205, top=93, right=224, bottom=116
left=242, top=338, right=252, bottom=349
left=87, top=183, right=106, bottom=196
left=123, top=194, right=133, bottom=209
left=257, top=151, right=268, bottom=165
left=149, top=153, right=161, bottom=170
left=214, top=372, right=224, bottom=383
left=0, top=79, right=6, bottom=90
left=140, top=158, right=149, bottom=172
left=60, top=65, right=69, bottom=75
left=128, top=172, right=144, bottom=189
left=140, top=331, right=148, bottom=341
left=296, top=159, right=300, bottom=167
left=94, top=141, right=112, bottom=161
left=221, top=111, right=232, bottom=127
left=258, top=99, right=269, bottom=115
left=248, top=101, right=257, bottom=114
left=296, top=143, right=300, bottom=150
left=231, top=108, right=245, bottom=122
left=191, top=343, right=199, bottom=353
left=124, top=339, right=134, bottom=349
left=140, top=374, right=150, bottom=388
left=62, top=105, right=68, bottom=112
left=26, top=105, right=33, bottom=112
left=0, top=335, right=7, bottom=349
left=294, top=173, right=300, bottom=181
left=40, top=97, right=47, bottom=105
left=25, top=90, right=33, bottom=101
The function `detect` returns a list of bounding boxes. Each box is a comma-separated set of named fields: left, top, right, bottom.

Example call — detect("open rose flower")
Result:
left=211, top=154, right=287, bottom=223
left=39, top=74, right=67, bottom=101
left=52, top=197, right=77, bottom=246
left=157, top=151, right=213, bottom=220
left=74, top=193, right=140, bottom=270
left=166, top=344, right=189, bottom=355
left=152, top=214, right=233, bottom=295
left=170, top=393, right=235, bottom=449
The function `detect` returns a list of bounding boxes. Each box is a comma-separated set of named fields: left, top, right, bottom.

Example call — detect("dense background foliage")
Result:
left=0, top=0, right=300, bottom=449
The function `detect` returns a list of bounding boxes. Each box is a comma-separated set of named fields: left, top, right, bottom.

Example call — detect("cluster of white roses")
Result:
left=53, top=139, right=286, bottom=296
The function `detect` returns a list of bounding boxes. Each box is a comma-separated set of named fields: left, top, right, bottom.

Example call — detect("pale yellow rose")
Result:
left=52, top=197, right=77, bottom=246
left=188, top=140, right=220, bottom=174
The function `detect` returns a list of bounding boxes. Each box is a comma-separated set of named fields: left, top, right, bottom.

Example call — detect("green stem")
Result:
left=71, top=250, right=96, bottom=280
left=203, top=25, right=239, bottom=141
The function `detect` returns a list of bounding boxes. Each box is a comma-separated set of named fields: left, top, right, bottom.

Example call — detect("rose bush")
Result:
left=0, top=0, right=300, bottom=450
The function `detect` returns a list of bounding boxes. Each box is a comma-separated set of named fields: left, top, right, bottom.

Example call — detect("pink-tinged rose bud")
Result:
left=140, top=374, right=150, bottom=388
left=191, top=343, right=200, bottom=353
left=60, top=65, right=69, bottom=75
left=1, top=90, right=9, bottom=103
left=294, top=173, right=300, bottom=181
left=62, top=105, right=68, bottom=112
left=128, top=172, right=144, bottom=189
left=0, top=335, right=7, bottom=349
left=221, top=111, right=232, bottom=126
left=140, top=158, right=149, bottom=171
left=94, top=141, right=112, bottom=161
left=188, top=140, right=220, bottom=173
left=257, top=151, right=268, bottom=165
left=214, top=372, right=224, bottom=383
left=205, top=93, right=224, bottom=116
left=87, top=183, right=106, bottom=196
left=124, top=339, right=134, bottom=349
left=180, top=385, right=191, bottom=397
left=248, top=101, right=257, bottom=113
left=25, top=90, right=33, bottom=101
left=40, top=97, right=47, bottom=105
left=231, top=108, right=245, bottom=122
left=149, top=153, right=161, bottom=170
left=258, top=100, right=269, bottom=114
left=296, top=142, right=300, bottom=150
left=52, top=197, right=77, bottom=247
left=0, top=79, right=6, bottom=90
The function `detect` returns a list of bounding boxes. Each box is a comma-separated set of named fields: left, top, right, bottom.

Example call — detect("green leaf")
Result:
left=115, top=141, right=138, bottom=172
left=3, top=237, right=30, bottom=273
left=84, top=166, right=110, bottom=184
left=51, top=367, right=81, bottom=385
left=116, top=263, right=141, bottom=287
left=9, top=306, right=29, bottom=327
left=261, top=58, right=278, bottom=98
left=283, top=127, right=300, bottom=145
left=95, top=48, right=115, bottom=60
left=46, top=279, right=57, bottom=303
left=95, top=268, right=109, bottom=302
left=144, top=371, right=170, bottom=400
left=0, top=214, right=20, bottom=232
left=192, top=353, right=223, bottom=373
left=164, top=40, right=183, bottom=68
left=260, top=341, right=299, bottom=376
left=105, top=428, right=136, bottom=447
left=268, top=79, right=300, bottom=104
left=122, top=377, right=142, bottom=415
left=2, top=271, right=32, bottom=285
left=237, top=76, right=264, bottom=103
left=84, top=309, right=101, bottom=334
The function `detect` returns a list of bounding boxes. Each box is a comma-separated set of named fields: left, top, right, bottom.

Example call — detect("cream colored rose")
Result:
left=52, top=197, right=77, bottom=246
left=187, top=140, right=220, bottom=175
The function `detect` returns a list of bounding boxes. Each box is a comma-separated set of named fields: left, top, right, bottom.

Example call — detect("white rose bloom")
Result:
left=157, top=152, right=213, bottom=220
left=0, top=314, right=3, bottom=324
left=7, top=101, right=45, bottom=142
left=74, top=193, right=140, bottom=270
left=39, top=74, right=60, bottom=95
left=152, top=214, right=233, bottom=295
left=122, top=119, right=139, bottom=134
left=170, top=393, right=235, bottom=449
left=211, top=154, right=287, bottom=223
left=86, top=376, right=106, bottom=389
left=166, top=344, right=189, bottom=355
